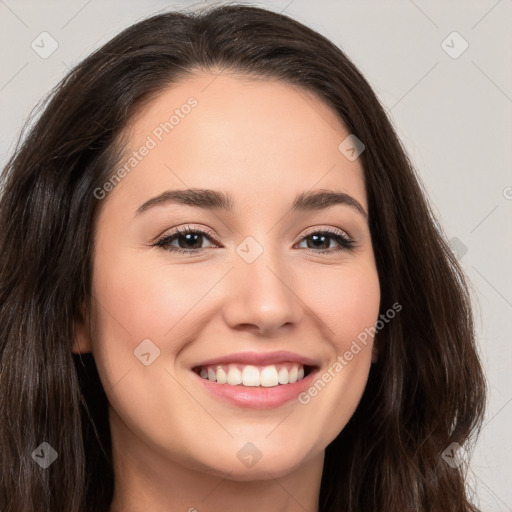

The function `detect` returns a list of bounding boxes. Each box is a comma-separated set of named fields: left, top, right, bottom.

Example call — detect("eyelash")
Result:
left=153, top=225, right=356, bottom=255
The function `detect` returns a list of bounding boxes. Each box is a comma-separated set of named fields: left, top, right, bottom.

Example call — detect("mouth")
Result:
left=190, top=357, right=320, bottom=409
left=192, top=362, right=316, bottom=387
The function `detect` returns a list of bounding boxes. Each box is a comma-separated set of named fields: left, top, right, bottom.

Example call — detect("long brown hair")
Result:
left=0, top=4, right=486, bottom=511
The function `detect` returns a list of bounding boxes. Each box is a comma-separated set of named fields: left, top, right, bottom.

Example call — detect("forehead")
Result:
left=106, top=71, right=367, bottom=214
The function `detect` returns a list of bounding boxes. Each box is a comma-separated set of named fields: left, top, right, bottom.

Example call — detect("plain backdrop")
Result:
left=1, top=1, right=511, bottom=510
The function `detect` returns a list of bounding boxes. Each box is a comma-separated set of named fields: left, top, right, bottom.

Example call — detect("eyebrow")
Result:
left=134, top=188, right=368, bottom=220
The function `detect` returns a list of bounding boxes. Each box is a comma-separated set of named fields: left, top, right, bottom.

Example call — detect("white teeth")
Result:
left=289, top=364, right=298, bottom=383
left=260, top=365, right=279, bottom=387
left=227, top=365, right=242, bottom=385
left=216, top=365, right=228, bottom=384
left=278, top=366, right=289, bottom=384
left=242, top=365, right=260, bottom=386
left=197, top=362, right=307, bottom=387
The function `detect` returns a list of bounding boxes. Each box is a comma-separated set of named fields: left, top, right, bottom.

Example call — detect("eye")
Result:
left=295, top=228, right=355, bottom=254
left=153, top=225, right=219, bottom=254
left=153, top=226, right=356, bottom=255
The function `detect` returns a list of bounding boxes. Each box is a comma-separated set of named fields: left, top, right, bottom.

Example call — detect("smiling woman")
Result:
left=0, top=4, right=486, bottom=512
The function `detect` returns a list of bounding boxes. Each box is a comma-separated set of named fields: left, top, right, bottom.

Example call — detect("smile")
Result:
left=193, top=362, right=313, bottom=387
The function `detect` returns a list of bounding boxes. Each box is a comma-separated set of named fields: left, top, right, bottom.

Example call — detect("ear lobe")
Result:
left=72, top=303, right=93, bottom=354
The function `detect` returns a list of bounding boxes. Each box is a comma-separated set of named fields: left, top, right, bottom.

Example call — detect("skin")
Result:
left=73, top=71, right=381, bottom=512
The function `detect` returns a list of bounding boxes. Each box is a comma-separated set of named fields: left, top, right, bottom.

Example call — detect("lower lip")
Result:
left=191, top=368, right=318, bottom=409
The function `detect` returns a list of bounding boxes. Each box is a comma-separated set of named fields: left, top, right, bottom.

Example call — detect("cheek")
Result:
left=91, top=246, right=208, bottom=344
left=294, top=259, right=380, bottom=436
left=87, top=244, right=179, bottom=394
left=87, top=248, right=207, bottom=439
left=298, top=258, right=381, bottom=348
left=88, top=243, right=235, bottom=405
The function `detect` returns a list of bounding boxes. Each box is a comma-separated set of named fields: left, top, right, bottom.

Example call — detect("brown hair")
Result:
left=0, top=4, right=486, bottom=511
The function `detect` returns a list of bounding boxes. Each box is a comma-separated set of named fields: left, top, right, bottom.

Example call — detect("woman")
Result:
left=0, top=4, right=486, bottom=511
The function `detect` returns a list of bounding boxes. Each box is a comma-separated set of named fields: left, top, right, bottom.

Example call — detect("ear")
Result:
left=72, top=302, right=93, bottom=354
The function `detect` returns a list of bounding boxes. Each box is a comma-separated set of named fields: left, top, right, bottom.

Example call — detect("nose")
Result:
left=221, top=247, right=304, bottom=337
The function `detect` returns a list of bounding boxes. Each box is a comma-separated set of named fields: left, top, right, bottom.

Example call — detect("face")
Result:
left=74, top=71, right=380, bottom=480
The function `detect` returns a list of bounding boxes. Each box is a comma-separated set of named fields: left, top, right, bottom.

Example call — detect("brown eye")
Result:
left=154, top=226, right=218, bottom=254
left=297, top=229, right=355, bottom=253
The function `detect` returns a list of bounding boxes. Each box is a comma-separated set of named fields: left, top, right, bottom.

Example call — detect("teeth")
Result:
left=227, top=365, right=242, bottom=385
left=260, top=366, right=279, bottom=387
left=216, top=366, right=228, bottom=384
left=278, top=366, right=289, bottom=384
left=197, top=363, right=307, bottom=387
left=289, top=364, right=298, bottom=383
left=242, top=365, right=260, bottom=386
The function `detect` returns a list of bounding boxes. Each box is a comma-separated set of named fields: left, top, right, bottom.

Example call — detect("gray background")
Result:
left=1, top=0, right=511, bottom=510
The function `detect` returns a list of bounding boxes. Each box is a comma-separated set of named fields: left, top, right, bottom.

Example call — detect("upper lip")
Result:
left=192, top=350, right=320, bottom=369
